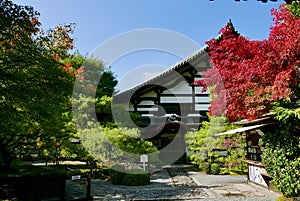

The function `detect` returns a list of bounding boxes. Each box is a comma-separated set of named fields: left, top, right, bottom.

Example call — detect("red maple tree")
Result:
left=194, top=5, right=300, bottom=121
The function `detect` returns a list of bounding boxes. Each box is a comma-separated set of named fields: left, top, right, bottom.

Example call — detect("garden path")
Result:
left=64, top=165, right=280, bottom=201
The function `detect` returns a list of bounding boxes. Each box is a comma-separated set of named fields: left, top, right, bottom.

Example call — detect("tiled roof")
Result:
left=113, top=46, right=208, bottom=102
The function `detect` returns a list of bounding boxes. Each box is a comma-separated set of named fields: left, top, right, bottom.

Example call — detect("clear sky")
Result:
left=13, top=0, right=283, bottom=92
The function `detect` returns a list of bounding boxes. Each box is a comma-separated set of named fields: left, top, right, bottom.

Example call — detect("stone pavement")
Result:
left=65, top=165, right=280, bottom=201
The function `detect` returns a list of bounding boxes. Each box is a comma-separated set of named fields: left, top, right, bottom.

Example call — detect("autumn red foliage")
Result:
left=193, top=5, right=300, bottom=121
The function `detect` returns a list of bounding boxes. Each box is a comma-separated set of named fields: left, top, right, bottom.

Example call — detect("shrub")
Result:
left=262, top=145, right=300, bottom=198
left=261, top=106, right=300, bottom=198
left=276, top=195, right=297, bottom=201
left=199, top=162, right=210, bottom=174
left=109, top=164, right=125, bottom=185
left=122, top=169, right=150, bottom=186
left=210, top=163, right=221, bottom=175
left=185, top=115, right=244, bottom=171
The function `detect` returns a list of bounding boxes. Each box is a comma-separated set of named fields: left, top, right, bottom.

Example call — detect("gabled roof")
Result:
left=112, top=20, right=241, bottom=104
left=113, top=45, right=211, bottom=103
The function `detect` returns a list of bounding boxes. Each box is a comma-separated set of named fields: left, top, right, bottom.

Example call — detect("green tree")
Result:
left=71, top=82, right=156, bottom=165
left=63, top=53, right=118, bottom=124
left=62, top=52, right=117, bottom=97
left=0, top=0, right=75, bottom=169
left=95, top=95, right=114, bottom=124
left=76, top=123, right=156, bottom=165
left=104, top=127, right=156, bottom=155
left=289, top=1, right=300, bottom=17
left=96, top=68, right=118, bottom=98
left=186, top=116, right=222, bottom=163
left=186, top=115, right=243, bottom=170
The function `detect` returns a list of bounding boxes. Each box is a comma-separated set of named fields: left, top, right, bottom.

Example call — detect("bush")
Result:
left=262, top=146, right=300, bottom=197
left=219, top=168, right=230, bottom=175
left=210, top=163, right=221, bottom=175
left=260, top=106, right=300, bottom=198
left=199, top=162, right=210, bottom=174
left=276, top=195, right=297, bottom=201
left=122, top=169, right=150, bottom=186
left=109, top=164, right=125, bottom=185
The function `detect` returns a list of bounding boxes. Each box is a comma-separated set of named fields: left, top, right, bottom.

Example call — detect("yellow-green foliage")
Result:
left=78, top=125, right=157, bottom=165
left=185, top=115, right=244, bottom=171
left=261, top=105, right=300, bottom=198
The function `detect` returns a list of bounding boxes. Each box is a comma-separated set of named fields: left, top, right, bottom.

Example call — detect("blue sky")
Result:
left=13, top=0, right=283, bottom=91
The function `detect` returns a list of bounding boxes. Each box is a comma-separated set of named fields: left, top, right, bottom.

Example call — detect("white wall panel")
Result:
left=195, top=86, right=209, bottom=94
left=195, top=96, right=210, bottom=103
left=161, top=96, right=192, bottom=103
left=195, top=104, right=210, bottom=111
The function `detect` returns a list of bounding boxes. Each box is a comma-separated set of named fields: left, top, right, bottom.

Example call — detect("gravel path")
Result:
left=64, top=166, right=280, bottom=201
left=188, top=171, right=280, bottom=201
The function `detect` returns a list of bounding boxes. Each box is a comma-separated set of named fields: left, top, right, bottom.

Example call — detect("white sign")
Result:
left=140, top=154, right=148, bottom=171
left=71, top=175, right=81, bottom=180
left=140, top=154, right=148, bottom=163
left=248, top=165, right=268, bottom=188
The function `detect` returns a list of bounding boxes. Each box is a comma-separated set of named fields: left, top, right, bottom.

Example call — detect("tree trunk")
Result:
left=0, top=146, right=13, bottom=171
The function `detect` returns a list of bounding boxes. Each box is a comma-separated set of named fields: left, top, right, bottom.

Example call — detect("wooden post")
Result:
left=86, top=164, right=92, bottom=200
left=86, top=173, right=91, bottom=200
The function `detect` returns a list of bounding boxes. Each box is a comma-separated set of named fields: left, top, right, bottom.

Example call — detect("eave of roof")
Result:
left=113, top=45, right=209, bottom=103
left=214, top=114, right=275, bottom=137
left=214, top=123, right=274, bottom=137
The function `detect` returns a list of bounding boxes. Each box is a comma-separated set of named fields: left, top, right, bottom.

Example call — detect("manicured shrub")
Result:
left=199, top=162, right=210, bottom=174
left=121, top=169, right=150, bottom=186
left=210, top=163, right=221, bottom=175
left=109, top=164, right=125, bottom=185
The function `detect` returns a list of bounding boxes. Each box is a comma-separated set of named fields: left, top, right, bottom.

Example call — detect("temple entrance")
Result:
left=139, top=114, right=190, bottom=164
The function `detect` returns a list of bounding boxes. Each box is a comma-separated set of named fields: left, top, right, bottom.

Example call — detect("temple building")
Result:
left=113, top=46, right=212, bottom=163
